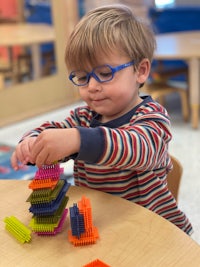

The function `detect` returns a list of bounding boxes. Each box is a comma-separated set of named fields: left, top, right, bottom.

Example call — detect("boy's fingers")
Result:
left=10, top=152, right=19, bottom=171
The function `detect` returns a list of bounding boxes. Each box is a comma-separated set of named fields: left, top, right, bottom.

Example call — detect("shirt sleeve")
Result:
left=76, top=126, right=105, bottom=163
left=20, top=106, right=91, bottom=140
left=75, top=110, right=172, bottom=171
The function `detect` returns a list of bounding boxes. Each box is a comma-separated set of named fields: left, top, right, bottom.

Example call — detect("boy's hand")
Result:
left=11, top=137, right=37, bottom=170
left=31, top=128, right=80, bottom=168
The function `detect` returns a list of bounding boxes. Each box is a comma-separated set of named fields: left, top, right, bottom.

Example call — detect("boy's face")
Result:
left=77, top=51, right=150, bottom=122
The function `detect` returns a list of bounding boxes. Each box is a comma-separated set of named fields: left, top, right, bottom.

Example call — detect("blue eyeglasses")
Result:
left=69, top=61, right=134, bottom=86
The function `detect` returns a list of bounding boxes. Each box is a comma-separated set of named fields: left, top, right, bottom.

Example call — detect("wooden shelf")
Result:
left=0, top=0, right=80, bottom=126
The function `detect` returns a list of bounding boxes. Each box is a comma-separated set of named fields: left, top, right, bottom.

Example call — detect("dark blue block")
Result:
left=70, top=204, right=85, bottom=238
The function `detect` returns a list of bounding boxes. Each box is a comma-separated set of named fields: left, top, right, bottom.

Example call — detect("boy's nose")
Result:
left=87, top=76, right=102, bottom=91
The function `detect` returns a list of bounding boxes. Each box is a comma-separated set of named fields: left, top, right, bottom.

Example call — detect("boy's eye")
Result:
left=95, top=65, right=113, bottom=80
left=99, top=71, right=112, bottom=78
left=77, top=75, right=87, bottom=82
left=72, top=71, right=88, bottom=84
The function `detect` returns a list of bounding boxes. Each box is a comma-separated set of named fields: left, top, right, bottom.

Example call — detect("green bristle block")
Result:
left=29, top=218, right=59, bottom=232
left=34, top=196, right=69, bottom=224
left=4, top=216, right=31, bottom=243
left=27, top=180, right=65, bottom=204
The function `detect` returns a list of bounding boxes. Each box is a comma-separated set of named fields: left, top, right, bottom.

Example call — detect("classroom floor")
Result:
left=0, top=94, right=200, bottom=244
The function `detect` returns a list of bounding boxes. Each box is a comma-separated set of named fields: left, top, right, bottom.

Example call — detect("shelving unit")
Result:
left=0, top=0, right=80, bottom=127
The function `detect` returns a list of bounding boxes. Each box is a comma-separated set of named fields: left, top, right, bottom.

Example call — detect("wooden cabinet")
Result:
left=0, top=0, right=80, bottom=127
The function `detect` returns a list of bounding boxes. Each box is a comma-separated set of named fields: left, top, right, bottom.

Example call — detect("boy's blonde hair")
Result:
left=65, top=4, right=156, bottom=71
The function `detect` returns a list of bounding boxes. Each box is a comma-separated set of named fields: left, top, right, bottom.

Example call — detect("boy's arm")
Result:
left=76, top=115, right=172, bottom=171
left=19, top=107, right=86, bottom=141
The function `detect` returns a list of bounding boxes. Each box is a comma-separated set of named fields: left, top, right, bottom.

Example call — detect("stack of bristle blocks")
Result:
left=27, top=163, right=70, bottom=235
left=68, top=196, right=99, bottom=246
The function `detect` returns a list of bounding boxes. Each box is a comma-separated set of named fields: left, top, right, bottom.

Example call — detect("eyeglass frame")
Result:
left=68, top=61, right=135, bottom=86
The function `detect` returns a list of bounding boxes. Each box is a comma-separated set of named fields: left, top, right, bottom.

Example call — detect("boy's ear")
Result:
left=136, top=59, right=151, bottom=84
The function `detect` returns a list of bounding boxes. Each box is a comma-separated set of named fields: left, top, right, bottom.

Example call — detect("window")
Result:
left=155, top=0, right=175, bottom=8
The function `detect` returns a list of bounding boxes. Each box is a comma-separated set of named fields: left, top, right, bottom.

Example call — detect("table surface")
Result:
left=0, top=23, right=55, bottom=46
left=1, top=180, right=200, bottom=267
left=155, top=31, right=200, bottom=59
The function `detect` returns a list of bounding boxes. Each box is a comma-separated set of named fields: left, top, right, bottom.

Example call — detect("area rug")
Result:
left=0, top=143, right=37, bottom=180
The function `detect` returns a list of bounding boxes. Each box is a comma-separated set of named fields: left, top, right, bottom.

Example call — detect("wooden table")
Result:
left=155, top=31, right=200, bottom=129
left=1, top=180, right=200, bottom=267
left=0, top=23, right=55, bottom=79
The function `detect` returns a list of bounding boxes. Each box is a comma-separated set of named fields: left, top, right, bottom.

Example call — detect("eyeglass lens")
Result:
left=94, top=65, right=113, bottom=81
left=71, top=65, right=113, bottom=86
left=70, top=61, right=134, bottom=86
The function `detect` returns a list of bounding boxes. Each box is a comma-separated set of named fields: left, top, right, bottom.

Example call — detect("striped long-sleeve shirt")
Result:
left=23, top=96, right=193, bottom=235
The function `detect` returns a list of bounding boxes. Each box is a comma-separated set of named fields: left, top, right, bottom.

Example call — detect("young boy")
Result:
left=11, top=4, right=193, bottom=235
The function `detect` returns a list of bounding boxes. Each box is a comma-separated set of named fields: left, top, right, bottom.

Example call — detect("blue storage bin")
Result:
left=149, top=6, right=200, bottom=34
left=24, top=1, right=53, bottom=53
left=24, top=1, right=55, bottom=75
left=25, top=0, right=52, bottom=24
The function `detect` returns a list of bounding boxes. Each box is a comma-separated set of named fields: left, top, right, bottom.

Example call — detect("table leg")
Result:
left=30, top=44, right=41, bottom=79
left=0, top=74, right=4, bottom=90
left=189, top=58, right=200, bottom=129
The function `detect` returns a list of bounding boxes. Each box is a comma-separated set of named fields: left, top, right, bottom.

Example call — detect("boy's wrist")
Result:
left=67, top=128, right=81, bottom=155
